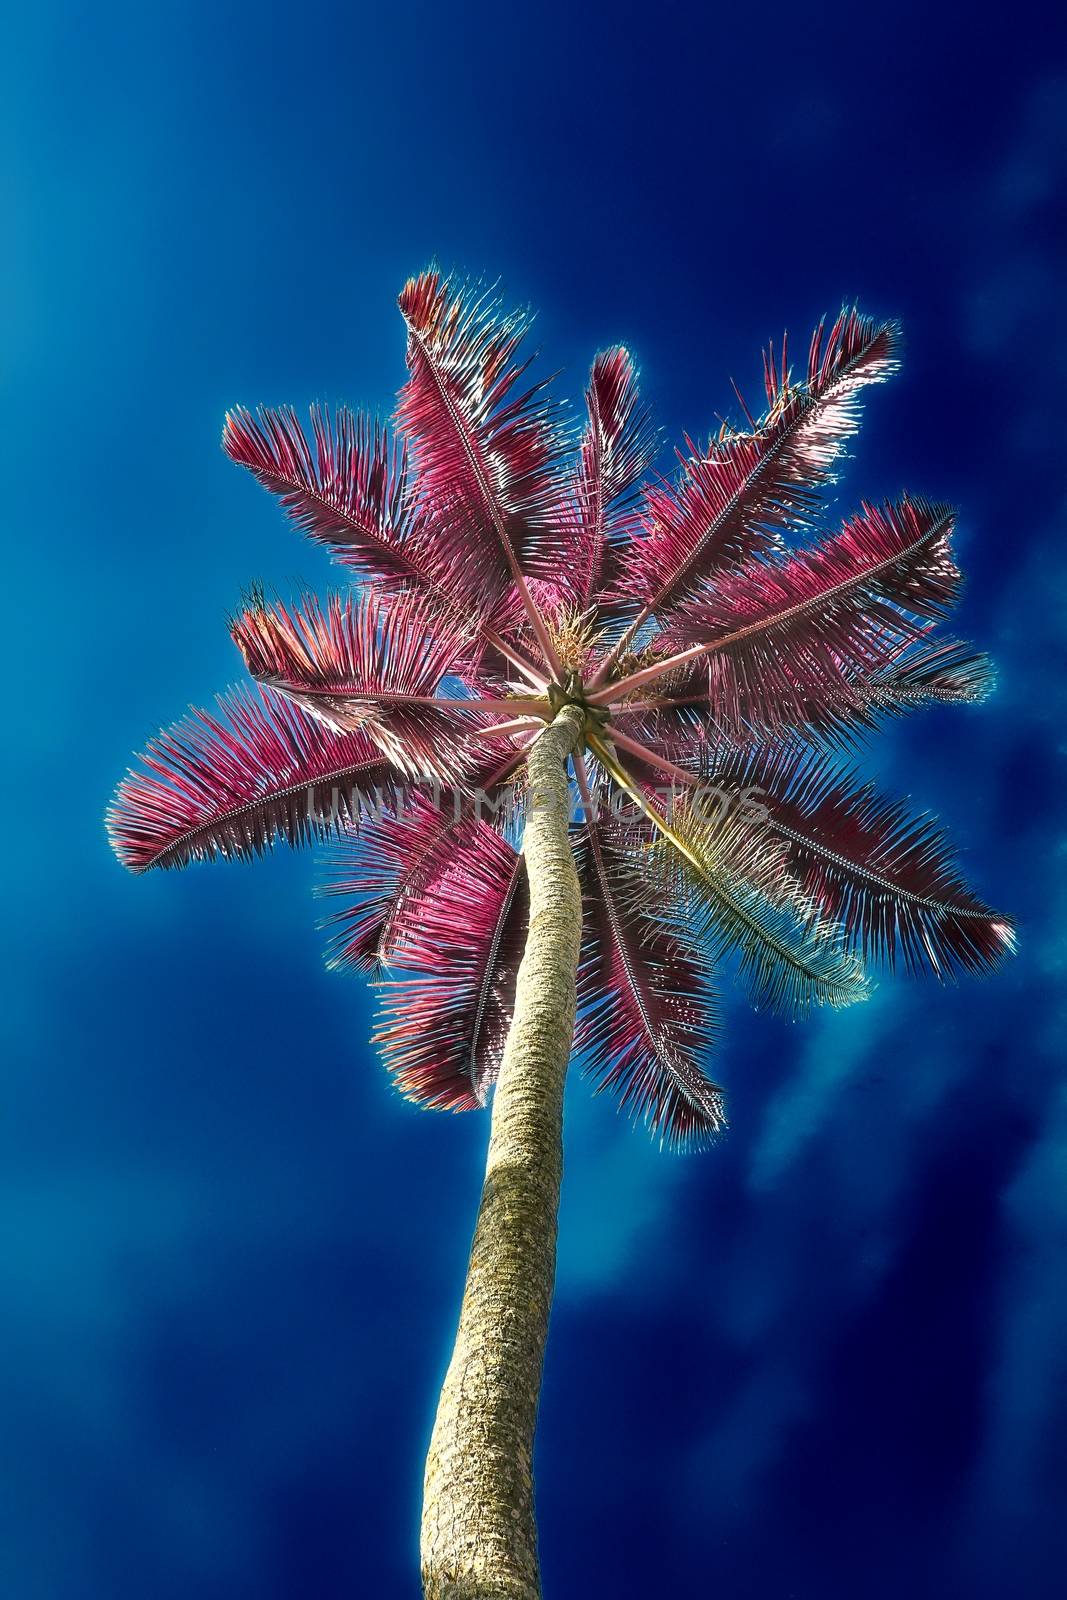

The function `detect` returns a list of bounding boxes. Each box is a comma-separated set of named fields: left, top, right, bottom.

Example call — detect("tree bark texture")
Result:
left=420, top=703, right=585, bottom=1600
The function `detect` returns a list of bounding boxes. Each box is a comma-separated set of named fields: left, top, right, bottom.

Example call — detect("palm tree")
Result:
left=109, top=269, right=1012, bottom=1599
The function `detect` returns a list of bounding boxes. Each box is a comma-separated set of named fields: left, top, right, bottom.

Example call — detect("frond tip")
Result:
left=223, top=404, right=429, bottom=586
left=727, top=747, right=1017, bottom=977
left=108, top=685, right=393, bottom=872
left=396, top=269, right=568, bottom=607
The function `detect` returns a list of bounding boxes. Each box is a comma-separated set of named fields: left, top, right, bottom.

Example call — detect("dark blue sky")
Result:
left=3, top=3, right=1065, bottom=1595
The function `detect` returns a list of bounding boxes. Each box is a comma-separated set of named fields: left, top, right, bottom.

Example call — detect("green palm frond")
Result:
left=640, top=797, right=870, bottom=1016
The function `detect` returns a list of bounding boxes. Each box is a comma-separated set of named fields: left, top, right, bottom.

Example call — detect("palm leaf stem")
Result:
left=404, top=321, right=566, bottom=681
left=589, top=732, right=864, bottom=1005
left=587, top=731, right=703, bottom=866
left=473, top=717, right=549, bottom=739
left=601, top=725, right=702, bottom=789
left=588, top=508, right=955, bottom=706
left=586, top=607, right=648, bottom=688
left=482, top=628, right=552, bottom=689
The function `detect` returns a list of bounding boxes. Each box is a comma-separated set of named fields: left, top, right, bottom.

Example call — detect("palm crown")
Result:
left=109, top=269, right=1014, bottom=1147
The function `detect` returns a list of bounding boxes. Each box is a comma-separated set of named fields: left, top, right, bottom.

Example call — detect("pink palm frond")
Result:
left=108, top=684, right=394, bottom=873
left=710, top=746, right=1016, bottom=977
left=760, top=306, right=900, bottom=478
left=599, top=308, right=899, bottom=640
left=602, top=433, right=794, bottom=623
left=535, top=346, right=657, bottom=605
left=575, top=803, right=725, bottom=1149
left=607, top=628, right=993, bottom=761
left=223, top=405, right=432, bottom=588
left=597, top=497, right=960, bottom=735
left=374, top=820, right=528, bottom=1108
left=317, top=794, right=466, bottom=974
left=229, top=588, right=487, bottom=781
left=396, top=270, right=569, bottom=630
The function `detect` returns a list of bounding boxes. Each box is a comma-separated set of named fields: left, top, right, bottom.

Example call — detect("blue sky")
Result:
left=2, top=2, right=1065, bottom=1595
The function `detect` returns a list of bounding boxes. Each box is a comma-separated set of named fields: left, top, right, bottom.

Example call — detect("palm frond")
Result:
left=109, top=685, right=394, bottom=872
left=799, top=638, right=997, bottom=749
left=373, top=819, right=528, bottom=1108
left=607, top=308, right=899, bottom=624
left=644, top=797, right=870, bottom=1015
left=224, top=404, right=436, bottom=585
left=317, top=794, right=464, bottom=973
left=761, top=305, right=900, bottom=476
left=604, top=433, right=794, bottom=619
left=711, top=746, right=1015, bottom=977
left=860, top=636, right=995, bottom=709
left=396, top=269, right=568, bottom=612
left=230, top=588, right=482, bottom=781
left=610, top=637, right=994, bottom=761
left=576, top=810, right=725, bottom=1149
left=535, top=346, right=657, bottom=605
left=654, top=497, right=961, bottom=734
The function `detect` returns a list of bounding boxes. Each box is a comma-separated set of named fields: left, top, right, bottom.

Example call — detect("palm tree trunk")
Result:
left=421, top=703, right=585, bottom=1600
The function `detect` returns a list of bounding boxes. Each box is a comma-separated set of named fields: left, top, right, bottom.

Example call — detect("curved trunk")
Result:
left=421, top=704, right=585, bottom=1600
